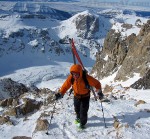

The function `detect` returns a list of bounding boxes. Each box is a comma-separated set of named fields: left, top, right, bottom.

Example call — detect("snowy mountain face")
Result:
left=0, top=2, right=112, bottom=76
left=0, top=1, right=150, bottom=139
left=0, top=2, right=149, bottom=87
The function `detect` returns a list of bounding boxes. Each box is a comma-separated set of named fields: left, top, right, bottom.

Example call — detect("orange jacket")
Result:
left=59, top=64, right=101, bottom=97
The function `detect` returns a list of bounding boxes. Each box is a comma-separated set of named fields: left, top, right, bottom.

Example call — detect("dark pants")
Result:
left=74, top=95, right=90, bottom=125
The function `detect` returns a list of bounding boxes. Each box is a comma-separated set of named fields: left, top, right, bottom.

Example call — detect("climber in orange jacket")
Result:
left=55, top=64, right=104, bottom=129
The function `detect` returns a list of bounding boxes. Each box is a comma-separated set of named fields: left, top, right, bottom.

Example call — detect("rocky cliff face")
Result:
left=0, top=28, right=67, bottom=58
left=92, top=20, right=150, bottom=83
left=115, top=20, right=150, bottom=81
left=73, top=13, right=99, bottom=39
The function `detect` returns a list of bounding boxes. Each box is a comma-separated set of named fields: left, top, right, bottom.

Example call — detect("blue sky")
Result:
left=79, top=0, right=149, bottom=2
left=79, top=0, right=150, bottom=7
left=79, top=0, right=150, bottom=4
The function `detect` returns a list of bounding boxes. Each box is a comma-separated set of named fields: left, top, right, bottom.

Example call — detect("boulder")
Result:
left=103, top=85, right=114, bottom=94
left=35, top=119, right=49, bottom=131
left=113, top=119, right=120, bottom=129
left=20, top=98, right=42, bottom=115
left=134, top=100, right=146, bottom=107
left=0, top=116, right=12, bottom=125
left=131, top=69, right=150, bottom=89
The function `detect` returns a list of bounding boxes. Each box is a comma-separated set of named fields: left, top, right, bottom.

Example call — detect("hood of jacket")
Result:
left=70, top=64, right=83, bottom=77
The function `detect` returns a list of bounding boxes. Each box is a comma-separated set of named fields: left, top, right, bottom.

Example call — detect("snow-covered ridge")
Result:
left=0, top=8, right=149, bottom=78
left=104, top=9, right=149, bottom=38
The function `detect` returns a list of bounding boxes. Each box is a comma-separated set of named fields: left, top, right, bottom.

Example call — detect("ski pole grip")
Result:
left=69, top=88, right=73, bottom=96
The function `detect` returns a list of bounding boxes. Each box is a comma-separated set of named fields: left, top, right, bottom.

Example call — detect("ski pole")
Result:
left=102, top=105, right=119, bottom=121
left=90, top=86, right=97, bottom=101
left=46, top=100, right=57, bottom=135
left=69, top=88, right=73, bottom=96
left=99, top=100, right=107, bottom=128
left=91, top=87, right=107, bottom=128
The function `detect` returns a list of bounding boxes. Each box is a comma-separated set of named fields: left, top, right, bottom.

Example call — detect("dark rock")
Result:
left=0, top=97, right=14, bottom=107
left=74, top=12, right=99, bottom=39
left=0, top=99, right=8, bottom=107
left=20, top=98, right=42, bottom=115
left=131, top=69, right=150, bottom=89
left=29, top=84, right=40, bottom=92
left=0, top=78, right=29, bottom=100
left=0, top=116, right=11, bottom=125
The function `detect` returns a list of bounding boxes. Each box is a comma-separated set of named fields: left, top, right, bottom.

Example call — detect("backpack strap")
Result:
left=71, top=77, right=74, bottom=85
left=69, top=77, right=74, bottom=96
left=82, top=70, right=90, bottom=89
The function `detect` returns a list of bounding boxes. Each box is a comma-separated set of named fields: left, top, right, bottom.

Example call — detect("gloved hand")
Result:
left=55, top=92, right=63, bottom=100
left=97, top=90, right=104, bottom=100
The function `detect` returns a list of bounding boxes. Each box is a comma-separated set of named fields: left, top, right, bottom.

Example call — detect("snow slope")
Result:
left=0, top=64, right=150, bottom=139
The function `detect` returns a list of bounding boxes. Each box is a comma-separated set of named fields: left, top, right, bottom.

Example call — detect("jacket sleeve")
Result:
left=87, top=75, right=101, bottom=90
left=59, top=75, right=72, bottom=95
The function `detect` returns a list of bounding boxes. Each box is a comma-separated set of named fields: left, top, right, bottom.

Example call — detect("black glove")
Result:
left=98, top=90, right=104, bottom=100
left=55, top=92, right=63, bottom=100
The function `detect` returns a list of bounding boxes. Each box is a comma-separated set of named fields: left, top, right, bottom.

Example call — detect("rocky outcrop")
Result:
left=19, top=98, right=42, bottom=115
left=92, top=29, right=128, bottom=78
left=73, top=12, right=99, bottom=39
left=0, top=115, right=13, bottom=125
left=92, top=20, right=150, bottom=84
left=115, top=20, right=150, bottom=81
left=0, top=98, right=19, bottom=107
left=131, top=69, right=150, bottom=89
left=0, top=78, right=28, bottom=100
left=0, top=78, right=55, bottom=118
left=35, top=119, right=49, bottom=131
